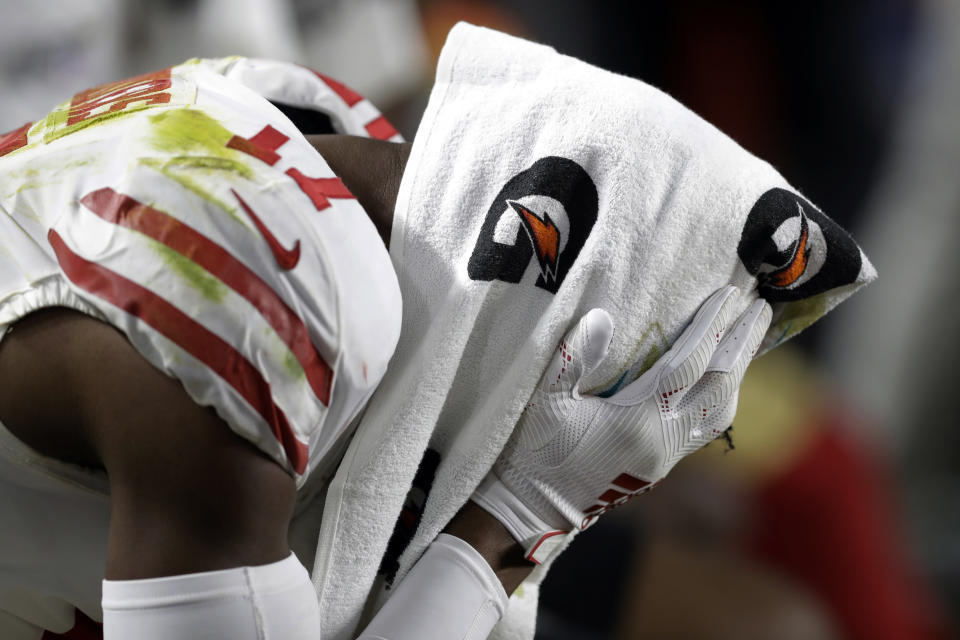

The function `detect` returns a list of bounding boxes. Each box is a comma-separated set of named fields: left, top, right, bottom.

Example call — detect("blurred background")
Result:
left=2, top=1, right=955, bottom=638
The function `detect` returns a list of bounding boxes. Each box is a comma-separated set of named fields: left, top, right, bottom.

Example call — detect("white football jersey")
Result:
left=0, top=57, right=403, bottom=483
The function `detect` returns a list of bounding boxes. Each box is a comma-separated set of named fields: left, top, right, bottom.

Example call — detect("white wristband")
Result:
left=471, top=474, right=568, bottom=565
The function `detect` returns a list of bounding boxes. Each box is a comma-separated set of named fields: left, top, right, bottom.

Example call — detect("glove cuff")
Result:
left=471, top=473, right=569, bottom=565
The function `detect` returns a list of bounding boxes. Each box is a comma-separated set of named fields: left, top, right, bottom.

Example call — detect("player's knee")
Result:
left=107, top=451, right=295, bottom=578
left=105, top=410, right=296, bottom=578
left=102, top=377, right=296, bottom=574
left=0, top=309, right=296, bottom=579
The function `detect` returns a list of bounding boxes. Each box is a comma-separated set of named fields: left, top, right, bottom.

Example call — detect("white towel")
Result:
left=311, top=23, right=876, bottom=639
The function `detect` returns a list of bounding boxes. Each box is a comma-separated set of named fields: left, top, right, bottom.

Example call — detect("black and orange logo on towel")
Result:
left=468, top=157, right=598, bottom=294
left=737, top=188, right=862, bottom=302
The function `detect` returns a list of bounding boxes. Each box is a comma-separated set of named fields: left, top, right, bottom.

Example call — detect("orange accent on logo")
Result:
left=509, top=200, right=560, bottom=280
left=769, top=215, right=810, bottom=287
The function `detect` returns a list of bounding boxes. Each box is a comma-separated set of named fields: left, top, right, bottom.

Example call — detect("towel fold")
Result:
left=311, top=23, right=875, bottom=640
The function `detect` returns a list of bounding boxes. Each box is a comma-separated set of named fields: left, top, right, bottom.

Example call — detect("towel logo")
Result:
left=737, top=188, right=861, bottom=302
left=468, top=156, right=598, bottom=293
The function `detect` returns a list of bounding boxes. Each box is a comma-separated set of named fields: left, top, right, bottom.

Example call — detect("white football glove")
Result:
left=471, top=286, right=772, bottom=563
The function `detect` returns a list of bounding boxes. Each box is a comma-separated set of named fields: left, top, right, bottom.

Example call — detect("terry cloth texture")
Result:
left=310, top=23, right=875, bottom=640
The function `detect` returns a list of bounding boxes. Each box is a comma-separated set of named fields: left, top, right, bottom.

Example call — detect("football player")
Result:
left=0, top=57, right=770, bottom=640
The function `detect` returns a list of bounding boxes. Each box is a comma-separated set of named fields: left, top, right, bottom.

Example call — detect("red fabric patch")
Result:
left=313, top=72, right=365, bottom=107
left=0, top=122, right=31, bottom=157
left=364, top=115, right=398, bottom=141
left=285, top=169, right=355, bottom=212
left=226, top=125, right=290, bottom=166
left=612, top=473, right=649, bottom=492
left=67, top=69, right=172, bottom=127
left=598, top=489, right=627, bottom=503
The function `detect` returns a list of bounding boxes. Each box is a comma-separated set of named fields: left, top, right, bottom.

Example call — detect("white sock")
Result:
left=357, top=534, right=508, bottom=640
left=102, top=553, right=319, bottom=639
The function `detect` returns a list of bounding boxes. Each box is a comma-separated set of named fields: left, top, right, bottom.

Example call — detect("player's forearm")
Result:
left=306, top=134, right=410, bottom=248
left=444, top=500, right=535, bottom=594
left=355, top=509, right=519, bottom=640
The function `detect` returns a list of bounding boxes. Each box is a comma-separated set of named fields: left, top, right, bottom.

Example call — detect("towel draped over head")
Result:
left=311, top=23, right=875, bottom=640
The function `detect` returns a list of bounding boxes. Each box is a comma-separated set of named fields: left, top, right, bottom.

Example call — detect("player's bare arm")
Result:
left=307, top=135, right=411, bottom=250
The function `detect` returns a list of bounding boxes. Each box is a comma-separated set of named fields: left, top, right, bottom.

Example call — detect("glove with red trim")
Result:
left=471, top=286, right=772, bottom=564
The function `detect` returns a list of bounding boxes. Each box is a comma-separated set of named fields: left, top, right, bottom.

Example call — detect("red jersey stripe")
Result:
left=313, top=72, right=364, bottom=107
left=0, top=122, right=31, bottom=157
left=49, top=229, right=310, bottom=474
left=79, top=187, right=333, bottom=407
left=364, top=115, right=398, bottom=141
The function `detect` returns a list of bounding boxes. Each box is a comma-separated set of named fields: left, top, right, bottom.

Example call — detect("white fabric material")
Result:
left=101, top=553, right=319, bottom=639
left=474, top=289, right=771, bottom=564
left=220, top=57, right=404, bottom=142
left=471, top=474, right=561, bottom=564
left=0, top=56, right=402, bottom=484
left=0, top=418, right=109, bottom=638
left=311, top=24, right=875, bottom=640
left=357, top=534, right=507, bottom=640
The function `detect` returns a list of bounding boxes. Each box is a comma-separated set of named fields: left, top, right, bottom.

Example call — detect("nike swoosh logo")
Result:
left=232, top=189, right=301, bottom=270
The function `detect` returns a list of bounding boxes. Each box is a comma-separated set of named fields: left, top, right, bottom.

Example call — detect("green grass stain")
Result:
left=6, top=202, right=41, bottom=223
left=41, top=104, right=161, bottom=145
left=637, top=342, right=664, bottom=377
left=771, top=296, right=828, bottom=344
left=28, top=115, right=52, bottom=138
left=138, top=158, right=245, bottom=226
left=152, top=242, right=227, bottom=303
left=136, top=109, right=261, bottom=226
left=65, top=157, right=95, bottom=169
left=588, top=321, right=668, bottom=394
left=7, top=157, right=97, bottom=198
left=283, top=350, right=306, bottom=381
left=147, top=109, right=237, bottom=160
left=29, top=105, right=66, bottom=142
left=165, top=155, right=253, bottom=179
left=12, top=181, right=47, bottom=195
